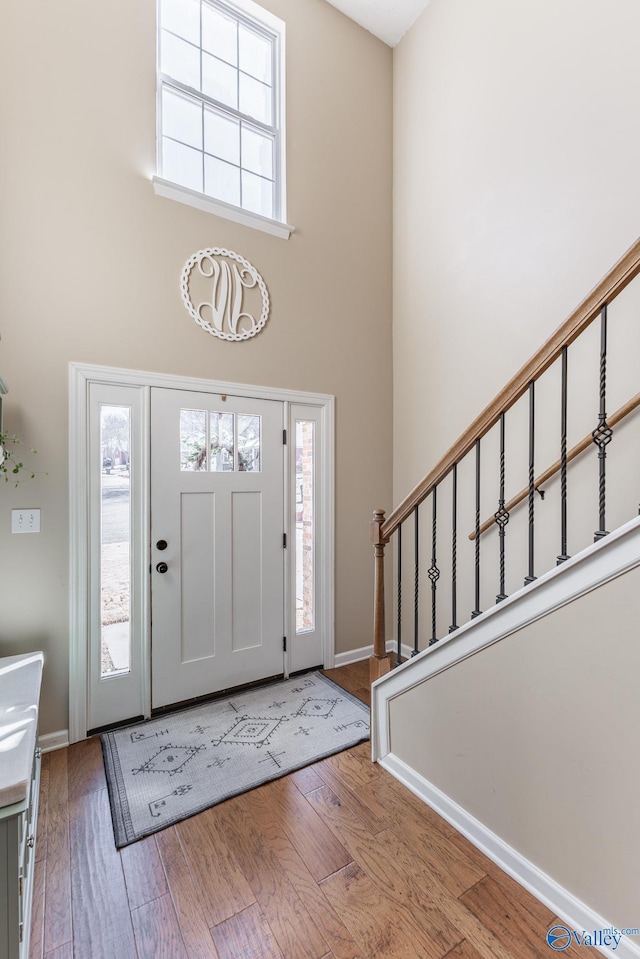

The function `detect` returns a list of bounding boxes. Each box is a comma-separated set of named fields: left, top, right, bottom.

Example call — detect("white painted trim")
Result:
left=222, top=0, right=284, bottom=34
left=320, top=398, right=335, bottom=669
left=141, top=390, right=152, bottom=720
left=282, top=400, right=291, bottom=679
left=333, top=640, right=413, bottom=668
left=152, top=178, right=295, bottom=240
left=372, top=515, right=640, bottom=760
left=70, top=363, right=334, bottom=406
left=333, top=644, right=372, bottom=668
left=39, top=730, right=69, bottom=753
left=68, top=365, right=89, bottom=744
left=380, top=754, right=640, bottom=959
left=69, top=363, right=335, bottom=740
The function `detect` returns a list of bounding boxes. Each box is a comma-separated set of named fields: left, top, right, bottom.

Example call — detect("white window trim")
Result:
left=155, top=0, right=293, bottom=239
left=152, top=175, right=294, bottom=239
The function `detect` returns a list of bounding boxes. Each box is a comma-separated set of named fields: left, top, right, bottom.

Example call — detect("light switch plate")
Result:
left=11, top=509, right=41, bottom=533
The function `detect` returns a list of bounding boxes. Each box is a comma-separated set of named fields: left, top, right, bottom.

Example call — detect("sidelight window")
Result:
left=100, top=405, right=132, bottom=677
left=295, top=419, right=314, bottom=633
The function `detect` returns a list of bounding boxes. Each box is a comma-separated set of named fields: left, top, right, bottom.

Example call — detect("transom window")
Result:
left=157, top=0, right=286, bottom=226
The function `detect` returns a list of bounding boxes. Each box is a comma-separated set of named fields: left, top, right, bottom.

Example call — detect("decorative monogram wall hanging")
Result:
left=180, top=248, right=270, bottom=342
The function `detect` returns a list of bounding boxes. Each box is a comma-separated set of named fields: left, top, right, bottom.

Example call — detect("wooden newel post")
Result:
left=370, top=508, right=391, bottom=683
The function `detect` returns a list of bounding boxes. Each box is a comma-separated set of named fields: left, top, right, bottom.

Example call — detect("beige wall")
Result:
left=389, top=563, right=640, bottom=925
left=392, top=0, right=640, bottom=637
left=387, top=2, right=640, bottom=925
left=0, top=0, right=393, bottom=734
left=393, top=0, right=640, bottom=498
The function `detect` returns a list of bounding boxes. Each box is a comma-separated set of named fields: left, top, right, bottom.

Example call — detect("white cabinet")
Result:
left=0, top=652, right=43, bottom=959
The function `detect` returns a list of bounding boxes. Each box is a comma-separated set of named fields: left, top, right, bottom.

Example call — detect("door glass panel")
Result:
left=295, top=420, right=314, bottom=633
left=181, top=409, right=262, bottom=472
left=237, top=414, right=261, bottom=471
left=210, top=411, right=234, bottom=471
left=100, top=406, right=131, bottom=676
left=180, top=408, right=207, bottom=470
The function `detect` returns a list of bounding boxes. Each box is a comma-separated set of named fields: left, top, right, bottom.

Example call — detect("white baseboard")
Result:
left=333, top=641, right=413, bottom=668
left=386, top=641, right=415, bottom=663
left=39, top=730, right=69, bottom=753
left=333, top=644, right=372, bottom=667
left=381, top=753, right=640, bottom=959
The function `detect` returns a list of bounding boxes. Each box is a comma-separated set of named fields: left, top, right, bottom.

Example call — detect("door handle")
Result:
left=156, top=562, right=168, bottom=574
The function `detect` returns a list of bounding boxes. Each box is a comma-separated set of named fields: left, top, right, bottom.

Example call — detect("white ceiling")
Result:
left=323, top=0, right=431, bottom=46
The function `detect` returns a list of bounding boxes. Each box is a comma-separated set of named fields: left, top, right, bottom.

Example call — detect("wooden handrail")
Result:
left=380, top=237, right=640, bottom=542
left=468, top=391, right=640, bottom=541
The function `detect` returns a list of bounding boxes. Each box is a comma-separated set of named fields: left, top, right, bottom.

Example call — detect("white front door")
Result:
left=150, top=387, right=285, bottom=709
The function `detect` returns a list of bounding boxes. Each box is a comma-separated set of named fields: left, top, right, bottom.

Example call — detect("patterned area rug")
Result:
left=101, top=672, right=370, bottom=847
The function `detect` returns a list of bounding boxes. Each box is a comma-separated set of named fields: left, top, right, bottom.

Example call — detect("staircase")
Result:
left=370, top=238, right=640, bottom=959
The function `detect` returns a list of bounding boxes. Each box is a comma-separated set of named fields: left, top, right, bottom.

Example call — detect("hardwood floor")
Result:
left=30, top=661, right=578, bottom=959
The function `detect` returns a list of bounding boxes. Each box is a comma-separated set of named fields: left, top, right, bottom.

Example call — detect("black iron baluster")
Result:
left=413, top=506, right=419, bottom=656
left=471, top=439, right=482, bottom=618
left=592, top=304, right=612, bottom=541
left=524, top=381, right=536, bottom=585
left=396, top=524, right=402, bottom=668
left=495, top=412, right=509, bottom=602
left=557, top=346, right=570, bottom=564
left=449, top=464, right=458, bottom=632
left=428, top=487, right=440, bottom=645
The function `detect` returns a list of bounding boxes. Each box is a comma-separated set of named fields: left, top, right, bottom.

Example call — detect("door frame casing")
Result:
left=69, top=362, right=335, bottom=744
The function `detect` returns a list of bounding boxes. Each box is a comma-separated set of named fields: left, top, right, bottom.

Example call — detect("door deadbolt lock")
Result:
left=156, top=539, right=168, bottom=551
left=156, top=562, right=168, bottom=574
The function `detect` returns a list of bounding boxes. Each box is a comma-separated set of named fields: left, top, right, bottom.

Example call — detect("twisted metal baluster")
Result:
left=449, top=463, right=458, bottom=632
left=524, top=381, right=536, bottom=585
left=557, top=346, right=570, bottom=564
left=396, top=523, right=402, bottom=667
left=471, top=439, right=482, bottom=618
left=592, top=304, right=612, bottom=541
left=428, top=487, right=440, bottom=645
left=413, top=507, right=420, bottom=656
left=495, top=412, right=509, bottom=602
